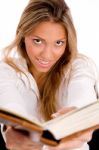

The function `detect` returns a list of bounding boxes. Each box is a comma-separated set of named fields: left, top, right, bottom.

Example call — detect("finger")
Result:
left=71, top=129, right=94, bottom=143
left=5, top=127, right=29, bottom=149
left=5, top=125, right=12, bottom=131
left=87, top=124, right=99, bottom=131
left=51, top=106, right=77, bottom=118
left=57, top=140, right=84, bottom=150
left=43, top=139, right=85, bottom=150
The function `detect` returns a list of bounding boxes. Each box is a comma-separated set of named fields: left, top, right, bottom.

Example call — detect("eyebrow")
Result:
left=31, top=35, right=67, bottom=41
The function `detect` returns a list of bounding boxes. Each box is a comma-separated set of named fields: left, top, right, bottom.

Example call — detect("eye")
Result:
left=56, top=40, right=64, bottom=46
left=32, top=38, right=42, bottom=45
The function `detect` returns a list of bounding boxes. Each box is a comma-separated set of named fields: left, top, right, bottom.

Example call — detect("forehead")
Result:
left=30, top=21, right=67, bottom=39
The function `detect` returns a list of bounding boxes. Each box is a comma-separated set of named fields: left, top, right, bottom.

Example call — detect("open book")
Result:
left=0, top=100, right=99, bottom=146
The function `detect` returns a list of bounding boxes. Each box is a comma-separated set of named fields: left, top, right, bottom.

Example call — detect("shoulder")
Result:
left=61, top=55, right=99, bottom=107
left=0, top=57, right=27, bottom=73
left=0, top=60, right=16, bottom=74
left=0, top=59, right=38, bottom=91
left=0, top=59, right=32, bottom=93
left=0, top=61, right=18, bottom=83
left=0, top=57, right=28, bottom=80
left=70, top=54, right=99, bottom=81
left=72, top=54, right=97, bottom=68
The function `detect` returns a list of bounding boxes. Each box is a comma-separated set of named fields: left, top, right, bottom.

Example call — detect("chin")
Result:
left=37, top=67, right=51, bottom=73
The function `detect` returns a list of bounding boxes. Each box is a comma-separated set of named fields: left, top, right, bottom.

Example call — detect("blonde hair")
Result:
left=3, top=0, right=78, bottom=120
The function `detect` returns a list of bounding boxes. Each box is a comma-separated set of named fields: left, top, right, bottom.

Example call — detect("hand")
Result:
left=42, top=128, right=93, bottom=150
left=51, top=106, right=76, bottom=118
left=44, top=106, right=97, bottom=150
left=5, top=126, right=43, bottom=150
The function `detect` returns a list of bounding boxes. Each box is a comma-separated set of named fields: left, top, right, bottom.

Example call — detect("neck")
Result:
left=30, top=67, right=47, bottom=88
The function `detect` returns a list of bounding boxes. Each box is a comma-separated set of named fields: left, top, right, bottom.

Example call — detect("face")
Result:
left=25, top=21, right=67, bottom=77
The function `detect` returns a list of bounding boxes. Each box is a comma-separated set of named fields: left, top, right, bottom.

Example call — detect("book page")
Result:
left=44, top=101, right=99, bottom=140
left=0, top=106, right=42, bottom=127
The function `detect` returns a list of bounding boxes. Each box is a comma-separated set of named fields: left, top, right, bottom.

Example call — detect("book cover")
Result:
left=0, top=100, right=99, bottom=146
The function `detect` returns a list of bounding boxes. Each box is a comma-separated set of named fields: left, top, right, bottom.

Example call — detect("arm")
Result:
left=66, top=56, right=98, bottom=107
left=0, top=62, right=42, bottom=149
left=4, top=108, right=96, bottom=150
left=45, top=56, right=99, bottom=150
left=4, top=126, right=43, bottom=150
left=0, top=62, right=28, bottom=113
left=46, top=107, right=99, bottom=150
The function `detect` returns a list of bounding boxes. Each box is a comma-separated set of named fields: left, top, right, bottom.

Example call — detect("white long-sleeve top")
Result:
left=0, top=55, right=99, bottom=150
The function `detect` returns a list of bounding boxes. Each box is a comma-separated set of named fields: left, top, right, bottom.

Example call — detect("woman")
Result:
left=0, top=0, right=99, bottom=149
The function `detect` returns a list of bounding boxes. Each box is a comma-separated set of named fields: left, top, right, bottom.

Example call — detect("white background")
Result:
left=0, top=0, right=99, bottom=67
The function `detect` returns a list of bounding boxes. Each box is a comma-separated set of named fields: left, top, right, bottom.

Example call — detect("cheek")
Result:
left=25, top=41, right=36, bottom=58
left=25, top=39, right=35, bottom=57
left=26, top=48, right=36, bottom=61
left=25, top=46, right=36, bottom=64
left=54, top=48, right=65, bottom=60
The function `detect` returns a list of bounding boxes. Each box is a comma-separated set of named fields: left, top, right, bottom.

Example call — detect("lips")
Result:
left=38, top=58, right=49, bottom=65
left=36, top=58, right=51, bottom=68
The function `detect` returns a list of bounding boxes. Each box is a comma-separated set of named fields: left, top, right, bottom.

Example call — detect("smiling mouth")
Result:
left=37, top=58, right=51, bottom=67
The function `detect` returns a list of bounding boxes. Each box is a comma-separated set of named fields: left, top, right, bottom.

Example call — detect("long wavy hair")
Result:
left=3, top=0, right=78, bottom=120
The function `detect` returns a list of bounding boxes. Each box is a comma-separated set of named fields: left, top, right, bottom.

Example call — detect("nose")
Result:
left=40, top=45, right=53, bottom=60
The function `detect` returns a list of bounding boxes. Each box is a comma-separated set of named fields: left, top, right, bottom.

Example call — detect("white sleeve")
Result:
left=66, top=57, right=99, bottom=108
left=0, top=62, right=29, bottom=114
left=0, top=62, right=30, bottom=142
